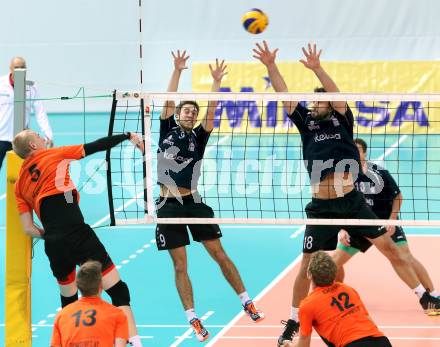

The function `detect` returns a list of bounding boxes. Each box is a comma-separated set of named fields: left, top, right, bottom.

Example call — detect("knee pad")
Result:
left=105, top=280, right=130, bottom=307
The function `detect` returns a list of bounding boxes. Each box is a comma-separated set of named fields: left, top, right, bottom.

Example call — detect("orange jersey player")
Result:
left=13, top=129, right=144, bottom=347
left=283, top=252, right=392, bottom=347
left=51, top=261, right=128, bottom=347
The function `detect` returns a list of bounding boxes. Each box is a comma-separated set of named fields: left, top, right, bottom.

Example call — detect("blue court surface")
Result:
left=1, top=112, right=439, bottom=346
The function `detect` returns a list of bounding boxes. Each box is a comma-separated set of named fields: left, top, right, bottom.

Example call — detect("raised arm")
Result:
left=300, top=43, right=346, bottom=114
left=160, top=50, right=190, bottom=120
left=253, top=40, right=297, bottom=114
left=201, top=59, right=227, bottom=132
left=83, top=132, right=144, bottom=156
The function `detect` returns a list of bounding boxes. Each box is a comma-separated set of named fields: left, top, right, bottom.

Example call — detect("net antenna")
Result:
left=13, top=68, right=27, bottom=136
left=109, top=91, right=440, bottom=227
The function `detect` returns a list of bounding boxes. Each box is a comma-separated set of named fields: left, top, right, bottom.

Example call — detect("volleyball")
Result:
left=242, top=8, right=268, bottom=34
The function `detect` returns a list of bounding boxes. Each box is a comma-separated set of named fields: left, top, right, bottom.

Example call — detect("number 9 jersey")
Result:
left=298, top=282, right=385, bottom=347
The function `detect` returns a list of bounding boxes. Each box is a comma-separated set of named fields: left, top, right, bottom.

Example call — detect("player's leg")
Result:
left=366, top=234, right=440, bottom=312
left=333, top=230, right=373, bottom=282
left=43, top=238, right=78, bottom=307
left=168, top=246, right=194, bottom=310
left=168, top=246, right=209, bottom=342
left=332, top=247, right=354, bottom=282
left=345, top=191, right=440, bottom=311
left=71, top=222, right=142, bottom=347
left=156, top=196, right=209, bottom=341
left=101, top=267, right=140, bottom=345
left=392, top=227, right=438, bottom=296
left=188, top=197, right=264, bottom=323
left=201, top=238, right=265, bottom=322
left=278, top=198, right=341, bottom=346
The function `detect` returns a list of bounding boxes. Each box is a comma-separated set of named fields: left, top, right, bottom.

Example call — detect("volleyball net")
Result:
left=107, top=91, right=440, bottom=227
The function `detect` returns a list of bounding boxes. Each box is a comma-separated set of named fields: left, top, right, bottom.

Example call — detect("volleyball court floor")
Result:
left=0, top=113, right=439, bottom=346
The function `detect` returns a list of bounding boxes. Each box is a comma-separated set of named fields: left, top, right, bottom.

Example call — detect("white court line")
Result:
left=290, top=225, right=306, bottom=238
left=170, top=311, right=215, bottom=347
left=91, top=135, right=231, bottom=229
left=0, top=193, right=6, bottom=201
left=374, top=134, right=409, bottom=163
left=205, top=254, right=303, bottom=347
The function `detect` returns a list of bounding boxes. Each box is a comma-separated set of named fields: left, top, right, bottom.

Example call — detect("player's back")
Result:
left=15, top=145, right=83, bottom=217
left=52, top=296, right=128, bottom=347
left=300, top=282, right=383, bottom=347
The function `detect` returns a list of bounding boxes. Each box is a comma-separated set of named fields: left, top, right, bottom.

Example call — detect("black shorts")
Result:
left=345, top=336, right=392, bottom=347
left=303, top=189, right=386, bottom=253
left=347, top=226, right=407, bottom=253
left=155, top=193, right=222, bottom=250
left=40, top=192, right=114, bottom=283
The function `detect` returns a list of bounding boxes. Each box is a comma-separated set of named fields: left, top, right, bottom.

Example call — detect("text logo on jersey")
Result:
left=314, top=133, right=341, bottom=142
left=308, top=120, right=320, bottom=131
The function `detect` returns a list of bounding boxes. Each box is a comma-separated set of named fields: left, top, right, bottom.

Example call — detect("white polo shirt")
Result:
left=0, top=74, right=53, bottom=142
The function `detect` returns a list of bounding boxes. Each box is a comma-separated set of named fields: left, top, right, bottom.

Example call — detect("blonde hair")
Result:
left=12, top=130, right=34, bottom=159
left=76, top=261, right=102, bottom=297
left=308, top=251, right=337, bottom=287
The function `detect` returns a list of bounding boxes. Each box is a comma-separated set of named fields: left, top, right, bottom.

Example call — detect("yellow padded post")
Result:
left=5, top=150, right=32, bottom=346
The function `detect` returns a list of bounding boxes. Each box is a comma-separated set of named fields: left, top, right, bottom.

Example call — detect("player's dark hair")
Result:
left=312, top=87, right=334, bottom=114
left=308, top=251, right=337, bottom=287
left=314, top=87, right=327, bottom=93
left=175, top=101, right=200, bottom=115
left=354, top=138, right=368, bottom=153
left=76, top=261, right=102, bottom=297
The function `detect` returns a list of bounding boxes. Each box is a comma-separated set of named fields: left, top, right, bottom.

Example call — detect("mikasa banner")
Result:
left=192, top=61, right=440, bottom=134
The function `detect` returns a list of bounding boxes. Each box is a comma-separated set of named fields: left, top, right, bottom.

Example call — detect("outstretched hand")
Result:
left=209, top=59, right=228, bottom=82
left=253, top=40, right=279, bottom=66
left=129, top=133, right=145, bottom=154
left=299, top=43, right=322, bottom=71
left=172, top=50, right=190, bottom=71
left=338, top=229, right=351, bottom=247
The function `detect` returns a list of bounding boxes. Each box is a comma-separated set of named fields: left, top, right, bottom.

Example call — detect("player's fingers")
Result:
left=263, top=40, right=269, bottom=50
left=255, top=42, right=264, bottom=52
left=302, top=47, right=309, bottom=58
left=171, top=51, right=176, bottom=59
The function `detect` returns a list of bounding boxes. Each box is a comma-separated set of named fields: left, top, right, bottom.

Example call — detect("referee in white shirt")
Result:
left=0, top=56, right=53, bottom=171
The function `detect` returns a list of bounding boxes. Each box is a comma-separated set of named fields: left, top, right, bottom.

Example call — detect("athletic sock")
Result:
left=239, top=291, right=251, bottom=306
left=128, top=335, right=142, bottom=347
left=413, top=284, right=426, bottom=299
left=290, top=306, right=299, bottom=321
left=185, top=308, right=198, bottom=322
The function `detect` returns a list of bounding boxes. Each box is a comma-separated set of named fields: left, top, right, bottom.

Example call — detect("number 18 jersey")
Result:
left=299, top=282, right=384, bottom=347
